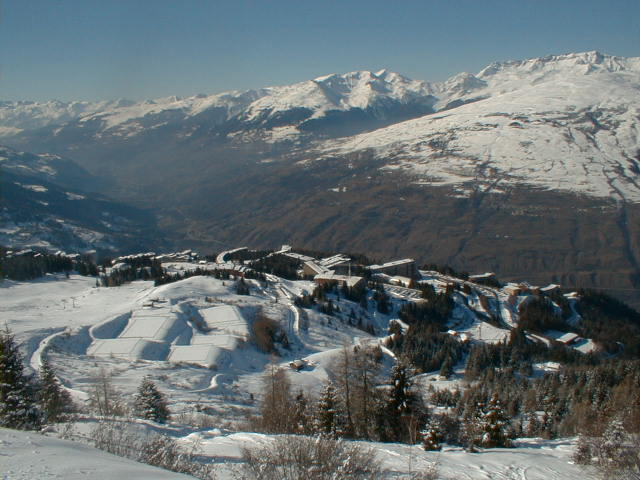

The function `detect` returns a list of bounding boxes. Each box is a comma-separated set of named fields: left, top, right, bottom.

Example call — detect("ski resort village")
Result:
left=2, top=244, right=638, bottom=479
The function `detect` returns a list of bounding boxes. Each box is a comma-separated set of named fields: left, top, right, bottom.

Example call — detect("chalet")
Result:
left=367, top=258, right=417, bottom=277
left=503, top=283, right=524, bottom=296
left=289, top=359, right=307, bottom=371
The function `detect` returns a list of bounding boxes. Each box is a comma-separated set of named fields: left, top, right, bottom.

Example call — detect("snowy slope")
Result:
left=1, top=426, right=588, bottom=480
left=0, top=428, right=193, bottom=479
left=0, top=144, right=95, bottom=188
left=0, top=99, right=134, bottom=137
left=1, top=70, right=434, bottom=140
left=0, top=259, right=604, bottom=479
left=5, top=52, right=639, bottom=204
left=319, top=51, right=640, bottom=202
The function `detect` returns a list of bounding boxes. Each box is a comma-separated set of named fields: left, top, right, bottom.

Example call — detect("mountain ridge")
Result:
left=4, top=51, right=638, bottom=141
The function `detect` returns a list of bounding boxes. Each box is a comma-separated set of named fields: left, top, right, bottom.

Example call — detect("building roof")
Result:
left=469, top=272, right=496, bottom=280
left=548, top=331, right=580, bottom=344
left=304, top=261, right=330, bottom=275
left=541, top=284, right=561, bottom=292
left=318, top=254, right=351, bottom=268
left=314, top=273, right=363, bottom=288
left=367, top=258, right=415, bottom=271
left=284, top=252, right=315, bottom=262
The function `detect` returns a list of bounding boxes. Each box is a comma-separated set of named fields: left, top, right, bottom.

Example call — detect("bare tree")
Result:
left=88, top=368, right=126, bottom=417
left=258, top=359, right=294, bottom=433
left=351, top=345, right=383, bottom=439
left=332, top=343, right=384, bottom=440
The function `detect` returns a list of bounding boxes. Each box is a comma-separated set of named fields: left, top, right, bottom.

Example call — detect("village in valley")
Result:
left=1, top=242, right=636, bottom=479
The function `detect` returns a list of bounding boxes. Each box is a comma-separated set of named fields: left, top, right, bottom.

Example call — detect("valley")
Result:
left=2, top=52, right=640, bottom=306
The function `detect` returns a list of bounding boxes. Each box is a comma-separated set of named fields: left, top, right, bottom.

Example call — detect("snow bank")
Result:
left=0, top=428, right=193, bottom=479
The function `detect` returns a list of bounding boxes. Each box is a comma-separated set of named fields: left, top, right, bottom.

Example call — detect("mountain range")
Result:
left=2, top=51, right=640, bottom=305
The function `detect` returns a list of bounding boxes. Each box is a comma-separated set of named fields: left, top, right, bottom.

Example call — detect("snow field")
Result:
left=0, top=427, right=194, bottom=479
left=3, top=420, right=589, bottom=480
left=0, top=268, right=605, bottom=478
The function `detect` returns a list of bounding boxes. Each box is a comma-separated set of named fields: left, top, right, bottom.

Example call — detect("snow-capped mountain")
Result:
left=0, top=99, right=134, bottom=137
left=3, top=52, right=640, bottom=305
left=1, top=69, right=436, bottom=142
left=317, top=51, right=640, bottom=202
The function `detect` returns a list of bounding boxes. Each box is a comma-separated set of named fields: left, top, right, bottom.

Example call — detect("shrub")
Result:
left=252, top=312, right=288, bottom=354
left=239, top=434, right=383, bottom=480
left=90, top=420, right=215, bottom=479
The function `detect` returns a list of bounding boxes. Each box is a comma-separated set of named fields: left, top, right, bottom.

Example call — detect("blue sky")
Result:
left=2, top=0, right=639, bottom=101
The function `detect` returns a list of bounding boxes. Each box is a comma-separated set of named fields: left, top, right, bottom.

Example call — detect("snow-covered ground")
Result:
left=0, top=269, right=601, bottom=478
left=0, top=272, right=379, bottom=416
left=1, top=425, right=590, bottom=480
left=1, top=427, right=194, bottom=479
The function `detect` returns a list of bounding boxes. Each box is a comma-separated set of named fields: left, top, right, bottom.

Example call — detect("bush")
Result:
left=252, top=312, right=288, bottom=353
left=90, top=420, right=215, bottom=479
left=239, top=434, right=383, bottom=480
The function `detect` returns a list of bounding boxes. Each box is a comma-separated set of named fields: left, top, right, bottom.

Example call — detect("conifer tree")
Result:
left=133, top=377, right=170, bottom=423
left=480, top=394, right=512, bottom=448
left=439, top=356, right=454, bottom=379
left=422, top=422, right=443, bottom=451
left=291, top=389, right=310, bottom=434
left=37, top=357, right=73, bottom=423
left=383, top=359, right=425, bottom=442
left=0, top=328, right=41, bottom=429
left=315, top=382, right=338, bottom=436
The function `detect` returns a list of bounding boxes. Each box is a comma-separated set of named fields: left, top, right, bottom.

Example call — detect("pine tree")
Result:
left=37, top=357, right=73, bottom=423
left=133, top=377, right=170, bottom=423
left=599, top=417, right=627, bottom=469
left=0, top=328, right=41, bottom=429
left=422, top=417, right=443, bottom=451
left=315, top=382, right=338, bottom=436
left=439, top=356, right=454, bottom=379
left=480, top=394, right=512, bottom=448
left=291, top=389, right=310, bottom=434
left=383, top=359, right=425, bottom=442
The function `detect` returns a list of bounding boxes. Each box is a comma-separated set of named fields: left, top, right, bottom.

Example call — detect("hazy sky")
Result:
left=3, top=0, right=639, bottom=101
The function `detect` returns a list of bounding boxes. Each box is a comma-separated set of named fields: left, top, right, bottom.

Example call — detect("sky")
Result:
left=2, top=0, right=639, bottom=101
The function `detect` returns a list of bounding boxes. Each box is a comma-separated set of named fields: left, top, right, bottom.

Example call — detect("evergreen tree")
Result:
left=0, top=328, right=41, bottom=429
left=315, top=382, right=338, bottom=436
left=383, top=360, right=425, bottom=442
left=421, top=417, right=443, bottom=451
left=37, top=357, right=73, bottom=423
left=439, top=356, right=454, bottom=379
left=599, top=417, right=628, bottom=469
left=133, top=377, right=170, bottom=423
left=480, top=394, right=512, bottom=448
left=291, top=389, right=311, bottom=434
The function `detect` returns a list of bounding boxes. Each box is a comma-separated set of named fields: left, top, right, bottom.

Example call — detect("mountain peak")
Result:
left=477, top=51, right=639, bottom=79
